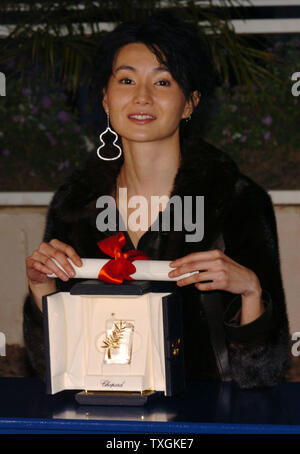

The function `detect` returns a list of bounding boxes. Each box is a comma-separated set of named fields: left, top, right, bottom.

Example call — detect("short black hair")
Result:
left=93, top=11, right=216, bottom=113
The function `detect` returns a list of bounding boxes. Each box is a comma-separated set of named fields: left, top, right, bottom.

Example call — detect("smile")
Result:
left=128, top=113, right=156, bottom=124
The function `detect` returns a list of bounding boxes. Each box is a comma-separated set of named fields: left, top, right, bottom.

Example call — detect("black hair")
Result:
left=93, top=10, right=216, bottom=113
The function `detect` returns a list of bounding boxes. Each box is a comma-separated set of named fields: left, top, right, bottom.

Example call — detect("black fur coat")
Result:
left=23, top=139, right=290, bottom=389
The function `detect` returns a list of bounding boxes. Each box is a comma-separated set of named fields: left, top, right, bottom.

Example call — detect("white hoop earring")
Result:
left=97, top=111, right=122, bottom=161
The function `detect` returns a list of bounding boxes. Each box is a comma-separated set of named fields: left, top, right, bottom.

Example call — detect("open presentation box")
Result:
left=43, top=280, right=185, bottom=406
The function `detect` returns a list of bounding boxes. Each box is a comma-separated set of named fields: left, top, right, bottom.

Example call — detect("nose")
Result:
left=133, top=83, right=152, bottom=105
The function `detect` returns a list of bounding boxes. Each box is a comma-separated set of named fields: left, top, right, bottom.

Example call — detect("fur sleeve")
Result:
left=23, top=187, right=72, bottom=379
left=222, top=174, right=291, bottom=388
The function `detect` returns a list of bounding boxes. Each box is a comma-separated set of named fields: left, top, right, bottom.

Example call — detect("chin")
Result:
left=121, top=133, right=159, bottom=143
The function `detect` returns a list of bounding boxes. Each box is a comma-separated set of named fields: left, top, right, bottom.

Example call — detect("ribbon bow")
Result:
left=97, top=232, right=149, bottom=284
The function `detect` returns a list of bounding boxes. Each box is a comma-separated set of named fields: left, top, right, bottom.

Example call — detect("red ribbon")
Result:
left=97, top=232, right=149, bottom=284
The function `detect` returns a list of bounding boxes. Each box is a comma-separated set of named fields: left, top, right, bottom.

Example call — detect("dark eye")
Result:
left=120, top=78, right=134, bottom=85
left=156, top=80, right=171, bottom=86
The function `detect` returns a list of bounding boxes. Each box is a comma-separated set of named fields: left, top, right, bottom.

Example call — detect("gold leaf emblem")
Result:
left=102, top=321, right=128, bottom=359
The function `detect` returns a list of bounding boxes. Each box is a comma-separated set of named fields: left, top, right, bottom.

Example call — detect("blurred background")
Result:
left=0, top=0, right=299, bottom=378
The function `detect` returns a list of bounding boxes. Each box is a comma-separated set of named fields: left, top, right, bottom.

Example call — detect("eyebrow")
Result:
left=114, top=65, right=170, bottom=73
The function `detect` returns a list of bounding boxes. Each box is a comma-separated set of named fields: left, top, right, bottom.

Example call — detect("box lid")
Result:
left=70, top=279, right=177, bottom=296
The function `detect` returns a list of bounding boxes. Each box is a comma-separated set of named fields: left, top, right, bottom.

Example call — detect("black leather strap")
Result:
left=200, top=290, right=232, bottom=382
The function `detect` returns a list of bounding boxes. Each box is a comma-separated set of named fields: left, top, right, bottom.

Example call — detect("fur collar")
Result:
left=52, top=138, right=240, bottom=238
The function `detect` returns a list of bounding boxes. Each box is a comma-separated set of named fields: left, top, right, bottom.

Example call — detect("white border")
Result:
left=0, top=191, right=299, bottom=206
left=1, top=19, right=300, bottom=37
left=230, top=18, right=300, bottom=33
left=195, top=0, right=300, bottom=5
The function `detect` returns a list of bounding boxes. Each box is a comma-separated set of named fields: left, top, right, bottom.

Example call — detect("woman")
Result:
left=24, top=12, right=290, bottom=388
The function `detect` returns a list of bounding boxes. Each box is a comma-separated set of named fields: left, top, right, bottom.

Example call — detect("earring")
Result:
left=97, top=111, right=122, bottom=161
left=185, top=115, right=192, bottom=123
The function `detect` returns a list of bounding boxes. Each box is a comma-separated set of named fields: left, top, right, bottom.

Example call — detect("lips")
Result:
left=128, top=112, right=156, bottom=124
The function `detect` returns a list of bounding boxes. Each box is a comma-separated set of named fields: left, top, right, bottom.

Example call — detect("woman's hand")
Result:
left=168, top=249, right=261, bottom=296
left=168, top=249, right=264, bottom=324
left=26, top=239, right=82, bottom=286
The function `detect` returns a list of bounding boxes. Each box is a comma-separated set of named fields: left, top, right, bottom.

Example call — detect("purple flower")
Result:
left=264, top=131, right=271, bottom=141
left=22, top=88, right=31, bottom=96
left=5, top=58, right=15, bottom=69
left=42, top=96, right=52, bottom=108
left=57, top=111, right=70, bottom=123
left=222, top=128, right=231, bottom=137
left=294, top=99, right=298, bottom=105
left=45, top=132, right=57, bottom=147
left=12, top=115, right=25, bottom=123
left=274, top=41, right=283, bottom=49
left=262, top=116, right=272, bottom=126
left=240, top=135, right=247, bottom=142
left=31, top=105, right=39, bottom=114
left=74, top=125, right=81, bottom=133
left=57, top=160, right=70, bottom=171
left=2, top=149, right=10, bottom=156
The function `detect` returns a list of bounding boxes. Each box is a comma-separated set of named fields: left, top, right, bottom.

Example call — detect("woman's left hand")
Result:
left=168, top=249, right=262, bottom=298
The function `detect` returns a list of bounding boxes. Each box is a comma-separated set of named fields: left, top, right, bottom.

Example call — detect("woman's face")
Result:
left=102, top=42, right=196, bottom=145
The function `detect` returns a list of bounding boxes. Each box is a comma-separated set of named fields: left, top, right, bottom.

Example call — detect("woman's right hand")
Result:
left=26, top=238, right=82, bottom=286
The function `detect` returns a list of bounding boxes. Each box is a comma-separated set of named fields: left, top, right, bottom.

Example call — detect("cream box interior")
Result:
left=43, top=291, right=173, bottom=395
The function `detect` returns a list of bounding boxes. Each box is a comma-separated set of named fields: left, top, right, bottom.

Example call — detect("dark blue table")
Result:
left=1, top=378, right=300, bottom=434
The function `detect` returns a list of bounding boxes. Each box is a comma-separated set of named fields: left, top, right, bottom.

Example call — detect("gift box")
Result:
left=43, top=280, right=185, bottom=406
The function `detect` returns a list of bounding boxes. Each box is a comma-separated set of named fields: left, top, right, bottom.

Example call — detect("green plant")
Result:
left=0, top=0, right=277, bottom=105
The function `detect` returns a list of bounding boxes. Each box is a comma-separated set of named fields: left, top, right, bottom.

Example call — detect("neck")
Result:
left=117, top=135, right=181, bottom=197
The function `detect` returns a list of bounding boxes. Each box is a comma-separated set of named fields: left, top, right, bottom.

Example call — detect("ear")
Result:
left=182, top=90, right=201, bottom=119
left=102, top=88, right=108, bottom=114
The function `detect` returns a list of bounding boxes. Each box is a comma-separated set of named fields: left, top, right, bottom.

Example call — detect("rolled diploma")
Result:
left=47, top=258, right=198, bottom=281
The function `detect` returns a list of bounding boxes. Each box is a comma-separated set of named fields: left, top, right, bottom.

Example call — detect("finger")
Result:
left=43, top=255, right=72, bottom=281
left=195, top=281, right=216, bottom=291
left=170, top=249, right=224, bottom=267
left=31, top=260, right=56, bottom=277
left=31, top=252, right=69, bottom=281
left=49, top=239, right=82, bottom=267
left=169, top=259, right=223, bottom=278
left=38, top=243, right=76, bottom=278
left=32, top=250, right=54, bottom=267
left=27, top=257, right=53, bottom=276
left=169, top=260, right=203, bottom=278
left=176, top=271, right=216, bottom=286
left=48, top=249, right=77, bottom=278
